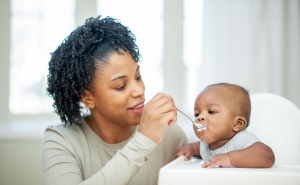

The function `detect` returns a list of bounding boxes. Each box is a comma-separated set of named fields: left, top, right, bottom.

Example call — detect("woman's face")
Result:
left=193, top=86, right=236, bottom=150
left=89, top=52, right=145, bottom=127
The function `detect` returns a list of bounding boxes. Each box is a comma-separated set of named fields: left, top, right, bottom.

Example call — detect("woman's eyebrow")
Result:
left=110, top=65, right=140, bottom=83
left=110, top=75, right=126, bottom=82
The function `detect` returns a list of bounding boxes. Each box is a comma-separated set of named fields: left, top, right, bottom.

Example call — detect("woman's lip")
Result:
left=129, top=101, right=144, bottom=109
left=129, top=105, right=144, bottom=114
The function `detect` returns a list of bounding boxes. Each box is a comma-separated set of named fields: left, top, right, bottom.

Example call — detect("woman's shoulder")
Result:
left=43, top=122, right=86, bottom=144
left=45, top=122, right=82, bottom=134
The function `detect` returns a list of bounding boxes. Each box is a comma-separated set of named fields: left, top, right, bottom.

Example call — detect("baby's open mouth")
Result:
left=194, top=122, right=207, bottom=132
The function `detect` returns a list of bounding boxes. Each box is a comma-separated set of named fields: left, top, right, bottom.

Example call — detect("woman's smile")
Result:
left=128, top=103, right=144, bottom=114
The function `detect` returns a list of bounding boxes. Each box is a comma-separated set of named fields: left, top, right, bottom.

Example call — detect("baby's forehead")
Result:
left=197, top=86, right=237, bottom=105
left=201, top=85, right=233, bottom=96
left=206, top=85, right=240, bottom=96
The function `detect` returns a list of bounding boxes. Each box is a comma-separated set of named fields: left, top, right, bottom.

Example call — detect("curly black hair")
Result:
left=47, top=16, right=141, bottom=126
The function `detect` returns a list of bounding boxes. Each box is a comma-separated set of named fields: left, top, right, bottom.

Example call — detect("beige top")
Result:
left=42, top=119, right=187, bottom=185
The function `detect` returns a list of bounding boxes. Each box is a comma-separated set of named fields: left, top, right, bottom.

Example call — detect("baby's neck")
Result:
left=209, top=140, right=229, bottom=151
left=209, top=134, right=237, bottom=150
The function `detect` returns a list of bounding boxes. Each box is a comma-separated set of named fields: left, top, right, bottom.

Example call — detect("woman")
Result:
left=42, top=16, right=187, bottom=185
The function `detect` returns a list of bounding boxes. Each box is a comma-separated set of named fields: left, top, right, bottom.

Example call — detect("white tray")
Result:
left=158, top=156, right=300, bottom=185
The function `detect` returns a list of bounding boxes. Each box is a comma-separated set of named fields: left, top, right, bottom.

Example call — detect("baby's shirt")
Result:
left=200, top=130, right=260, bottom=161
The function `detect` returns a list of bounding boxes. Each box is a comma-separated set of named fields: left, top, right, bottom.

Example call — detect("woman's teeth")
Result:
left=132, top=104, right=143, bottom=109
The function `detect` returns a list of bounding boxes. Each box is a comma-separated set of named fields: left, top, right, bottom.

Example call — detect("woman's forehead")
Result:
left=94, top=52, right=138, bottom=81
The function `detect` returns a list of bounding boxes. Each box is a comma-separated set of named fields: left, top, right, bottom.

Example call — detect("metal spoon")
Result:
left=176, top=108, right=207, bottom=131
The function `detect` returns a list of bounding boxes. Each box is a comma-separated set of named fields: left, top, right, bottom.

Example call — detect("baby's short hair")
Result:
left=207, top=83, right=251, bottom=127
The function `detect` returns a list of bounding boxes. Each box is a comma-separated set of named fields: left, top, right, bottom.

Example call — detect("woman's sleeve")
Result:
left=170, top=123, right=189, bottom=153
left=42, top=128, right=157, bottom=185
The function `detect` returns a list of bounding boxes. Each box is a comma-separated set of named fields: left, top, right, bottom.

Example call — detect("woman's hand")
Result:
left=138, top=92, right=177, bottom=144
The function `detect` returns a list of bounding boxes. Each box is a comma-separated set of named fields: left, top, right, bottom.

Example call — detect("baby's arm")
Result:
left=201, top=142, right=275, bottom=168
left=175, top=141, right=201, bottom=160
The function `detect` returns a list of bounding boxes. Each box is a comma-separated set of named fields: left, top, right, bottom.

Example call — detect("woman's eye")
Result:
left=194, top=113, right=199, bottom=117
left=116, top=85, right=126, bottom=91
left=208, top=110, right=216, bottom=114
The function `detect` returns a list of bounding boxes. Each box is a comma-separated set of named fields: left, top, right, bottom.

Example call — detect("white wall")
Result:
left=0, top=140, right=43, bottom=185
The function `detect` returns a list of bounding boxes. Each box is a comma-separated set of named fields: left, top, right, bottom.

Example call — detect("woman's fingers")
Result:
left=138, top=92, right=177, bottom=143
left=150, top=93, right=177, bottom=125
left=148, top=93, right=176, bottom=111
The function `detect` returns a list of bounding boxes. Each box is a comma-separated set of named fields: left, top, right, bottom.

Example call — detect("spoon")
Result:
left=176, top=108, right=207, bottom=131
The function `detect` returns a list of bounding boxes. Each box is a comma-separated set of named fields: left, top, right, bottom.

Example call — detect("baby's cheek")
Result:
left=193, top=126, right=199, bottom=135
left=195, top=129, right=204, bottom=140
left=197, top=131, right=211, bottom=143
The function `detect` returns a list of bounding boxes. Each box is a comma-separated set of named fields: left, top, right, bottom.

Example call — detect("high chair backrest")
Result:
left=247, top=93, right=300, bottom=165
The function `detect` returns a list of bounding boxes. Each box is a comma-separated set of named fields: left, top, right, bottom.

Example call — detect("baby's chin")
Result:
left=195, top=133, right=208, bottom=143
left=198, top=138, right=209, bottom=144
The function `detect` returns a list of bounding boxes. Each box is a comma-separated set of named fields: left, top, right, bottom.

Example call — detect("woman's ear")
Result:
left=233, top=116, right=247, bottom=132
left=80, top=90, right=95, bottom=109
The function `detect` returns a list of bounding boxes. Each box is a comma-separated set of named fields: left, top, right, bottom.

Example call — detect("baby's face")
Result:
left=193, top=86, right=237, bottom=150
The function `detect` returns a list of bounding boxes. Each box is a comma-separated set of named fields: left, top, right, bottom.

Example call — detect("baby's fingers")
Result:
left=201, top=153, right=232, bottom=168
left=201, top=159, right=220, bottom=168
left=175, top=149, right=193, bottom=160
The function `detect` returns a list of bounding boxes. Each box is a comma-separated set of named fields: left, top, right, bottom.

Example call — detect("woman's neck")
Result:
left=84, top=115, right=137, bottom=144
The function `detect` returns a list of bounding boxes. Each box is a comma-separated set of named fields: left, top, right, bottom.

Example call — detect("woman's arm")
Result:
left=201, top=142, right=275, bottom=168
left=42, top=130, right=157, bottom=185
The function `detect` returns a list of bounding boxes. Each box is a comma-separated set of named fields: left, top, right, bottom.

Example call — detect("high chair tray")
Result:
left=158, top=156, right=300, bottom=185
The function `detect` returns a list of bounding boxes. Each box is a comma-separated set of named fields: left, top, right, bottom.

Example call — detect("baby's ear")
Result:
left=233, top=116, right=247, bottom=132
left=80, top=90, right=95, bottom=109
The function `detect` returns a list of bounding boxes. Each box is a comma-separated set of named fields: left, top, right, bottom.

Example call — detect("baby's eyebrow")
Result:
left=208, top=103, right=221, bottom=107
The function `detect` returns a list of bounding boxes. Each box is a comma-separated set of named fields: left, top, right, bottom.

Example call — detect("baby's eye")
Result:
left=208, top=110, right=216, bottom=114
left=194, top=113, right=199, bottom=118
left=136, top=75, right=142, bottom=80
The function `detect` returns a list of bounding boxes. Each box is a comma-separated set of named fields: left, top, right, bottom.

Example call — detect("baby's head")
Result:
left=193, top=83, right=251, bottom=149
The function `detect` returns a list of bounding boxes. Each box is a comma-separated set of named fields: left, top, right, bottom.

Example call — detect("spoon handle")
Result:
left=176, top=108, right=206, bottom=130
left=176, top=108, right=194, bottom=123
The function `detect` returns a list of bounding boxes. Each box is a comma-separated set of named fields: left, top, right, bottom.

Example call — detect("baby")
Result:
left=176, top=83, right=275, bottom=168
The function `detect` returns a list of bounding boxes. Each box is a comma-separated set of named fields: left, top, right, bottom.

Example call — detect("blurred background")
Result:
left=0, top=0, right=299, bottom=184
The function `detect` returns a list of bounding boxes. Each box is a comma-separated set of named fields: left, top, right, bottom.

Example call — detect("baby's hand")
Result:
left=175, top=144, right=195, bottom=160
left=201, top=153, right=232, bottom=168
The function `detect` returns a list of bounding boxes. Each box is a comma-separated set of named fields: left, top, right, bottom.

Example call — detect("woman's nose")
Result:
left=132, top=81, right=145, bottom=97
